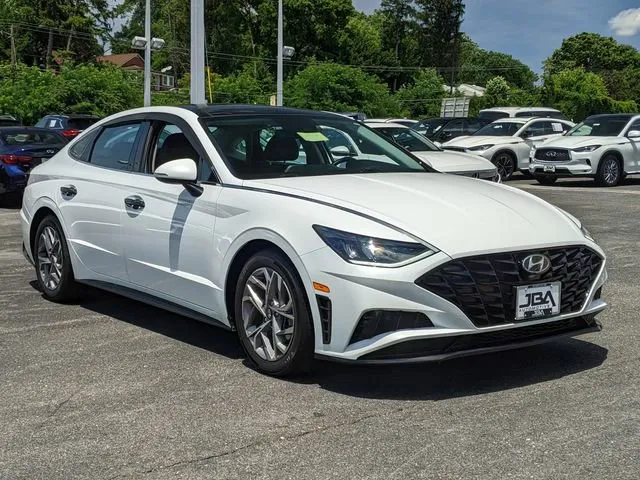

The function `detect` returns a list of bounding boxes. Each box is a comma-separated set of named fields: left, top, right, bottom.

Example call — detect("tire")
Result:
left=234, top=249, right=314, bottom=376
left=491, top=151, right=517, bottom=181
left=34, top=215, right=82, bottom=302
left=534, top=174, right=558, bottom=185
left=595, top=155, right=622, bottom=187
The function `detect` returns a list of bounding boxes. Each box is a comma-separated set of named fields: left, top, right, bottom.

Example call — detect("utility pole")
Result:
left=190, top=0, right=206, bottom=104
left=144, top=0, right=152, bottom=107
left=66, top=27, right=74, bottom=51
left=276, top=0, right=283, bottom=106
left=10, top=25, right=17, bottom=68
left=46, top=28, right=54, bottom=69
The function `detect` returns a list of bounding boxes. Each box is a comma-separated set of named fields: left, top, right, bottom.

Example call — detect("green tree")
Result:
left=484, top=76, right=510, bottom=105
left=379, top=0, right=420, bottom=90
left=394, top=68, right=445, bottom=118
left=458, top=36, right=537, bottom=90
left=284, top=63, right=401, bottom=116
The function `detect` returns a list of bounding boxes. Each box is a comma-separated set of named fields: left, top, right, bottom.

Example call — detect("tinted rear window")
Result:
left=68, top=118, right=99, bottom=130
left=478, top=111, right=510, bottom=121
left=0, top=130, right=66, bottom=145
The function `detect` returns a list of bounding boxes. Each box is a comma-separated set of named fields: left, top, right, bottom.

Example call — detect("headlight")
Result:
left=572, top=145, right=601, bottom=153
left=468, top=144, right=494, bottom=152
left=313, top=225, right=436, bottom=266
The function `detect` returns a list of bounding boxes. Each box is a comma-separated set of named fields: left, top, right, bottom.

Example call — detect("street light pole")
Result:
left=190, top=0, right=206, bottom=104
left=144, top=0, right=151, bottom=107
left=276, top=0, right=283, bottom=106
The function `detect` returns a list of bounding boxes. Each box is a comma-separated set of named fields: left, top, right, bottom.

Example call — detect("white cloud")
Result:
left=609, top=8, right=640, bottom=37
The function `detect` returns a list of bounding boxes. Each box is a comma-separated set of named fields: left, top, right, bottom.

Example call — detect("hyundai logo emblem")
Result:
left=546, top=151, right=557, bottom=157
left=521, top=254, right=552, bottom=274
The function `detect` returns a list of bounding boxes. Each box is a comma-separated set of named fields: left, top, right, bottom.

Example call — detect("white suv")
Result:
left=530, top=114, right=640, bottom=186
left=478, top=107, right=568, bottom=122
left=442, top=117, right=574, bottom=180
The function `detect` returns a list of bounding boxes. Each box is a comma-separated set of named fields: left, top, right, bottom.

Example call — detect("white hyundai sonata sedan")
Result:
left=20, top=105, right=607, bottom=376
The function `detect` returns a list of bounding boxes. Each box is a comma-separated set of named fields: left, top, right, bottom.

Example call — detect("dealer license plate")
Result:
left=544, top=165, right=556, bottom=173
left=515, top=282, right=561, bottom=321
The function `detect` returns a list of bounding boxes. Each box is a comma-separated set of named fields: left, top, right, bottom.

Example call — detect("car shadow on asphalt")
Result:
left=510, top=177, right=640, bottom=189
left=306, top=339, right=608, bottom=400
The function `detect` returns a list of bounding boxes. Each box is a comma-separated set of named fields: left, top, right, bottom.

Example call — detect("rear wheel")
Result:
left=234, top=249, right=314, bottom=376
left=595, top=155, right=622, bottom=187
left=492, top=151, right=517, bottom=181
left=34, top=215, right=81, bottom=302
left=534, top=174, right=558, bottom=185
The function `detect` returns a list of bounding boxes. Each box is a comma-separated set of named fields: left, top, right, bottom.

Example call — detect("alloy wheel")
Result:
left=241, top=267, right=296, bottom=362
left=603, top=158, right=620, bottom=185
left=494, top=153, right=515, bottom=180
left=37, top=226, right=63, bottom=291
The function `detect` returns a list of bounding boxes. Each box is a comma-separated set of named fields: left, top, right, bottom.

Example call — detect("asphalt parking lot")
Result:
left=1, top=176, right=639, bottom=480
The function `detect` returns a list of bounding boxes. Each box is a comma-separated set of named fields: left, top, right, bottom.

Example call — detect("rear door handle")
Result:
left=124, top=195, right=145, bottom=211
left=60, top=185, right=77, bottom=198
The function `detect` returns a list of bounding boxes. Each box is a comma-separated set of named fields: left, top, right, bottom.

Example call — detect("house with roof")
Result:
left=97, top=53, right=176, bottom=91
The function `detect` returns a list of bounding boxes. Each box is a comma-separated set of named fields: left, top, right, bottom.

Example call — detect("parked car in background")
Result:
left=20, top=105, right=607, bottom=376
left=35, top=114, right=101, bottom=139
left=412, top=117, right=490, bottom=143
left=530, top=114, right=640, bottom=186
left=365, top=118, right=419, bottom=128
left=338, top=112, right=367, bottom=121
left=0, top=115, right=21, bottom=127
left=442, top=117, right=575, bottom=180
left=479, top=107, right=568, bottom=122
left=0, top=127, right=67, bottom=202
left=367, top=122, right=500, bottom=182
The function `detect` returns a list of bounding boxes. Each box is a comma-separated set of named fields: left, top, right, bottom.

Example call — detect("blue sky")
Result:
left=354, top=0, right=640, bottom=73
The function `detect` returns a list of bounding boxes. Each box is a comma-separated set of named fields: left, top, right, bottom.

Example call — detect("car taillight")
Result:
left=62, top=129, right=81, bottom=138
left=0, top=154, right=32, bottom=164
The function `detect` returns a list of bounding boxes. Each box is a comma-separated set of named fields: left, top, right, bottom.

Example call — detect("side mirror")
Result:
left=330, top=145, right=352, bottom=157
left=433, top=141, right=443, bottom=149
left=628, top=130, right=640, bottom=139
left=154, top=158, right=198, bottom=183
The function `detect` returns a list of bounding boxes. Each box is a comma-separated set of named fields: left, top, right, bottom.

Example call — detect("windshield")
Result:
left=412, top=118, right=448, bottom=137
left=0, top=130, right=66, bottom=145
left=473, top=122, right=523, bottom=136
left=566, top=116, right=630, bottom=137
left=204, top=114, right=430, bottom=179
left=374, top=127, right=439, bottom=152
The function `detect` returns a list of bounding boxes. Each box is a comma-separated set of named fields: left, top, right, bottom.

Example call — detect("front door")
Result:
left=121, top=119, right=223, bottom=316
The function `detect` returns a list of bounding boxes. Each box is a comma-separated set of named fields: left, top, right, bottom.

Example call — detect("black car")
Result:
left=0, top=127, right=67, bottom=200
left=0, top=115, right=21, bottom=127
left=34, top=114, right=101, bottom=139
left=412, top=117, right=490, bottom=143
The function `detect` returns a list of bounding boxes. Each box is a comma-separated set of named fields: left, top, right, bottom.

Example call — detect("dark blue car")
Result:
left=0, top=127, right=67, bottom=200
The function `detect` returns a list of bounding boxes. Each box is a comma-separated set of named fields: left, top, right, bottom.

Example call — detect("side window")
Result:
left=523, top=121, right=548, bottom=138
left=69, top=130, right=100, bottom=162
left=90, top=123, right=142, bottom=170
left=440, top=119, right=464, bottom=139
left=550, top=121, right=570, bottom=134
left=465, top=119, right=485, bottom=134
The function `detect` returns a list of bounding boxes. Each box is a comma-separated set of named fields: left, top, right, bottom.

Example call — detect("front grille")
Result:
left=535, top=148, right=571, bottom=162
left=359, top=316, right=598, bottom=361
left=416, top=246, right=602, bottom=328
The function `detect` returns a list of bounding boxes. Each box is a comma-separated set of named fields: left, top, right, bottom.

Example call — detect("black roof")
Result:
left=0, top=126, right=64, bottom=133
left=42, top=113, right=101, bottom=119
left=181, top=104, right=344, bottom=120
left=584, top=113, right=639, bottom=120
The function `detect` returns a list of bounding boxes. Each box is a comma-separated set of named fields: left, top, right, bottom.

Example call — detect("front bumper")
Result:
left=304, top=244, right=607, bottom=363
left=529, top=152, right=596, bottom=176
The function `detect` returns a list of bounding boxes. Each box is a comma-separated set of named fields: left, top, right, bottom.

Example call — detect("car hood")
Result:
left=246, top=173, right=587, bottom=258
left=444, top=135, right=522, bottom=148
left=413, top=151, right=496, bottom=173
left=538, top=136, right=623, bottom=148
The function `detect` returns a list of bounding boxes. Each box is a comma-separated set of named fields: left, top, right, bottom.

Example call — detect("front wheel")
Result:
left=492, top=151, right=517, bottom=181
left=234, top=250, right=314, bottom=376
left=34, top=215, right=81, bottom=302
left=595, top=155, right=622, bottom=187
left=534, top=174, right=558, bottom=185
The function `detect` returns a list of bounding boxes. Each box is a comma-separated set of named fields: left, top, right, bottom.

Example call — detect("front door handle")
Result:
left=124, top=195, right=145, bottom=211
left=60, top=185, right=77, bottom=198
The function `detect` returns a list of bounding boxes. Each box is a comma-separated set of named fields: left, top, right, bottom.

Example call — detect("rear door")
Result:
left=59, top=121, right=147, bottom=281
left=120, top=115, right=223, bottom=316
